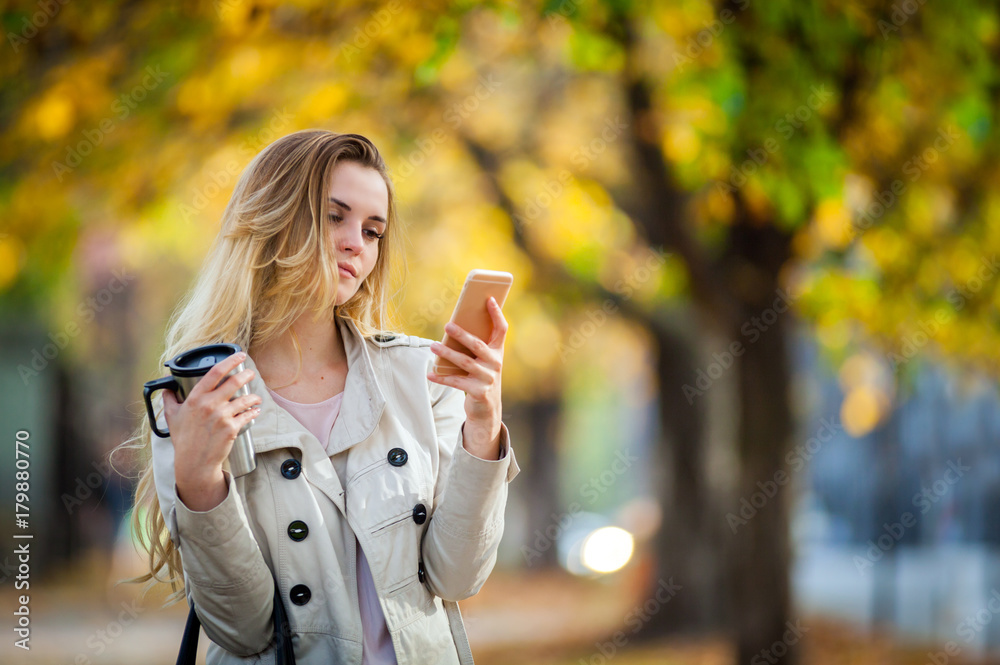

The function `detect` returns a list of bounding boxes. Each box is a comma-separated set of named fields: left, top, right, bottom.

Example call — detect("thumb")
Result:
left=161, top=387, right=179, bottom=408
left=161, top=387, right=180, bottom=421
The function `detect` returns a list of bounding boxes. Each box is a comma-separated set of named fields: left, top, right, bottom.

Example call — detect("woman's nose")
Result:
left=336, top=222, right=364, bottom=253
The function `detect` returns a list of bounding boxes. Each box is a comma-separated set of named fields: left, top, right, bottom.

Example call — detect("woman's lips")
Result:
left=339, top=267, right=354, bottom=278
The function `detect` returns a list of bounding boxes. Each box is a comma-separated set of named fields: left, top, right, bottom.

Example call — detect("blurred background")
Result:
left=2, top=0, right=1000, bottom=663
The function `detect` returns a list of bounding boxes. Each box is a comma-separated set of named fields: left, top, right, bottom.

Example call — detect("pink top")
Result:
left=267, top=387, right=398, bottom=665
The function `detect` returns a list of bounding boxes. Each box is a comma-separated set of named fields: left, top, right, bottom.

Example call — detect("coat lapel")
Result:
left=239, top=315, right=388, bottom=516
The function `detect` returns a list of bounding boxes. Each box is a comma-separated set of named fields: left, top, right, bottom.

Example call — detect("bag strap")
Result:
left=176, top=574, right=295, bottom=664
left=175, top=598, right=201, bottom=665
left=272, top=577, right=296, bottom=663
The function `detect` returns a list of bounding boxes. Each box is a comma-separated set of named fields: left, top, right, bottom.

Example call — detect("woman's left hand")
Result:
left=427, top=296, right=507, bottom=460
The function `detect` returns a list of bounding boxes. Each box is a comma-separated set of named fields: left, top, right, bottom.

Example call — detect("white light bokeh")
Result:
left=579, top=526, right=634, bottom=574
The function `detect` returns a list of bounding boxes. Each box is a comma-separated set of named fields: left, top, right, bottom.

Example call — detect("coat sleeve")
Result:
left=420, top=356, right=521, bottom=602
left=149, top=400, right=275, bottom=657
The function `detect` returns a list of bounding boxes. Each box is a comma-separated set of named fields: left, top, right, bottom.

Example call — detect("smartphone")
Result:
left=433, top=269, right=513, bottom=376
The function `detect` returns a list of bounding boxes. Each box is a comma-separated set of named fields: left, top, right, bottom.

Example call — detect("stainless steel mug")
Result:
left=143, top=343, right=257, bottom=477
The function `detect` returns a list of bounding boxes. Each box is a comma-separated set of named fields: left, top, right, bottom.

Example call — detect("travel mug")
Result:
left=142, top=342, right=257, bottom=477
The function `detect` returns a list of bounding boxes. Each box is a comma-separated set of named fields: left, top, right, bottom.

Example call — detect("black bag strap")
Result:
left=176, top=574, right=295, bottom=664
left=175, top=597, right=201, bottom=664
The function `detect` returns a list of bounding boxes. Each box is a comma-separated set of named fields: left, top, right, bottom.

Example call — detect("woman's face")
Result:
left=326, top=160, right=388, bottom=305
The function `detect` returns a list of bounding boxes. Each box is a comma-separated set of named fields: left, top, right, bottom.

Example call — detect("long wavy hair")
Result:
left=116, top=129, right=405, bottom=604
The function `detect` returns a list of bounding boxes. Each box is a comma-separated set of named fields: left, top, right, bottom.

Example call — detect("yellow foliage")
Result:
left=176, top=77, right=214, bottom=118
left=816, top=314, right=852, bottom=351
left=539, top=184, right=614, bottom=260
left=33, top=90, right=76, bottom=140
left=386, top=31, right=437, bottom=69
left=437, top=55, right=479, bottom=92
left=840, top=385, right=886, bottom=437
left=662, top=124, right=700, bottom=164
left=945, top=245, right=983, bottom=285
left=791, top=227, right=820, bottom=261
left=510, top=301, right=561, bottom=372
left=705, top=186, right=735, bottom=225
left=217, top=0, right=262, bottom=34
left=6, top=0, right=1000, bottom=413
left=699, top=145, right=731, bottom=183
left=0, top=236, right=25, bottom=291
left=229, top=46, right=263, bottom=79
left=863, top=228, right=904, bottom=272
left=901, top=187, right=938, bottom=238
left=838, top=352, right=881, bottom=391
left=812, top=199, right=851, bottom=250
left=296, top=84, right=351, bottom=124
left=742, top=178, right=774, bottom=219
left=916, top=259, right=946, bottom=296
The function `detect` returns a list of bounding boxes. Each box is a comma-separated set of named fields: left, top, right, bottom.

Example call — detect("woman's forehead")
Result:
left=328, top=161, right=388, bottom=213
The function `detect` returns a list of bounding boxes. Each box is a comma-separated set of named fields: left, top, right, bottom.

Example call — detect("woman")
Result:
left=125, top=130, right=520, bottom=664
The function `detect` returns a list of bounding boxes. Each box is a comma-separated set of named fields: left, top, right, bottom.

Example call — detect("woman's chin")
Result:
left=335, top=288, right=359, bottom=308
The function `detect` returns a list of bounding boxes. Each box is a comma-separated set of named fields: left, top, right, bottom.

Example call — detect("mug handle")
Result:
left=144, top=376, right=180, bottom=438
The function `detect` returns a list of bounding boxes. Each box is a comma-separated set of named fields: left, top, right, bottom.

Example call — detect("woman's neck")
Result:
left=250, top=311, right=348, bottom=391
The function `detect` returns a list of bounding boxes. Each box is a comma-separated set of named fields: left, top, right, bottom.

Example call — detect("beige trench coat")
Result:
left=150, top=316, right=520, bottom=664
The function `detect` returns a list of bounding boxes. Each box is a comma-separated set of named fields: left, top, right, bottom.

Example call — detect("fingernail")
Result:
left=237, top=352, right=246, bottom=360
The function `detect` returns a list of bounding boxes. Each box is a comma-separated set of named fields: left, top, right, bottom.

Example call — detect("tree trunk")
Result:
left=635, top=317, right=727, bottom=637
left=516, top=396, right=563, bottom=569
left=729, top=223, right=797, bottom=664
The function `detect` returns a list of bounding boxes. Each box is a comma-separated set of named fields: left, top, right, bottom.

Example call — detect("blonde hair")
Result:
left=116, top=129, right=405, bottom=604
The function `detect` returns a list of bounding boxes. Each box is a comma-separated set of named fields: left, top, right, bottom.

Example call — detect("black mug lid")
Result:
left=165, top=343, right=243, bottom=377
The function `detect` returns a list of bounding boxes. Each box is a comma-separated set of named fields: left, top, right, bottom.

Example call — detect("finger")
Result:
left=227, top=392, right=262, bottom=417
left=162, top=387, right=179, bottom=408
left=190, top=351, right=246, bottom=399
left=432, top=341, right=493, bottom=379
left=162, top=387, right=186, bottom=416
left=211, top=368, right=257, bottom=405
left=234, top=405, right=261, bottom=429
left=444, top=321, right=491, bottom=360
left=486, top=297, right=508, bottom=349
left=161, top=388, right=179, bottom=426
left=426, top=370, right=473, bottom=393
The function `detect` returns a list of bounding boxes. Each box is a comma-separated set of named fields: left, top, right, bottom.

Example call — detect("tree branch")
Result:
left=461, top=136, right=673, bottom=336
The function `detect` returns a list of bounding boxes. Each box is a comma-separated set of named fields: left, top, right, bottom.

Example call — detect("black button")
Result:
left=412, top=503, right=427, bottom=525
left=287, top=520, right=309, bottom=542
left=289, top=584, right=311, bottom=605
left=387, top=448, right=408, bottom=467
left=417, top=561, right=426, bottom=584
left=280, top=459, right=301, bottom=479
left=373, top=333, right=397, bottom=343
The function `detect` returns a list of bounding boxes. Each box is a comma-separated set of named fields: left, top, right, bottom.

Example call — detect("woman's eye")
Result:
left=329, top=213, right=381, bottom=240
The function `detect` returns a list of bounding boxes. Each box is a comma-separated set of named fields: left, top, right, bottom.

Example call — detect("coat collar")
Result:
left=241, top=316, right=388, bottom=458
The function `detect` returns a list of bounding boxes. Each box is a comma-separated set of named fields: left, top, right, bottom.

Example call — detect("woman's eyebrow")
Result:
left=329, top=197, right=387, bottom=224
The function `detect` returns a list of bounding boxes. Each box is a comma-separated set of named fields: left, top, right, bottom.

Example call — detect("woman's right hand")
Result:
left=163, top=351, right=262, bottom=512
